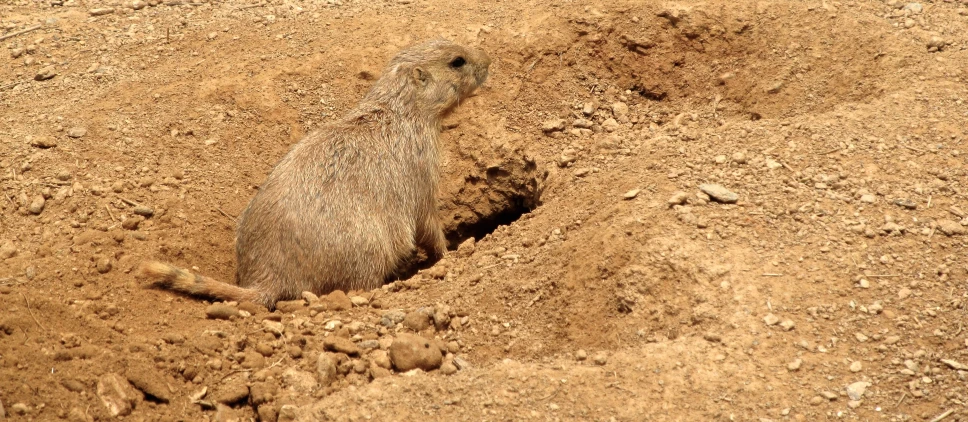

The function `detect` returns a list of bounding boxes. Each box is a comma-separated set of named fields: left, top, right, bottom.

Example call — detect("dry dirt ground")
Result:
left=3, top=0, right=968, bottom=420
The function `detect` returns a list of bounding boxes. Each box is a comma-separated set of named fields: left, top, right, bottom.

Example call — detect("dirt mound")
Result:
left=3, top=0, right=968, bottom=420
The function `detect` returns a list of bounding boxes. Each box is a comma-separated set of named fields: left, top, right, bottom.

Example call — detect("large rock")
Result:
left=96, top=373, right=139, bottom=417
left=388, top=334, right=442, bottom=371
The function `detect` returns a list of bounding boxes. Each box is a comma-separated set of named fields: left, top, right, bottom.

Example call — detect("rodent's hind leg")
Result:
left=415, top=212, right=447, bottom=261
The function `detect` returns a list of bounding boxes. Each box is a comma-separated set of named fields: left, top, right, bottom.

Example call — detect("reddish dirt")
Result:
left=3, top=0, right=968, bottom=421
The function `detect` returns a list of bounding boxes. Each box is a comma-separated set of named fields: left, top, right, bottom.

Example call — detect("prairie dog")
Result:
left=140, top=40, right=491, bottom=308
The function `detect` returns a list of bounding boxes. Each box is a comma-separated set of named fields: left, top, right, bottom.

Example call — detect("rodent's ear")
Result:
left=411, top=66, right=430, bottom=86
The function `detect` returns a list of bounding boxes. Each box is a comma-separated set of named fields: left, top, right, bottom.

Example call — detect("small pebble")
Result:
left=206, top=304, right=238, bottom=320
left=592, top=353, right=607, bottom=366
left=846, top=381, right=869, bottom=400
left=27, top=195, right=46, bottom=215
left=622, top=189, right=640, bottom=200
left=67, top=127, right=87, bottom=138
left=763, top=313, right=779, bottom=326
left=541, top=119, right=566, bottom=133
left=779, top=320, right=795, bottom=331
left=787, top=359, right=802, bottom=371
left=96, top=258, right=112, bottom=274
left=89, top=7, right=115, bottom=15
left=35, top=66, right=57, bottom=81
left=668, top=191, right=689, bottom=206
left=576, top=349, right=587, bottom=361
left=323, top=336, right=360, bottom=356
left=133, top=206, right=154, bottom=217
left=349, top=296, right=369, bottom=306
left=849, top=361, right=862, bottom=372
left=440, top=362, right=458, bottom=375
left=898, top=288, right=912, bottom=300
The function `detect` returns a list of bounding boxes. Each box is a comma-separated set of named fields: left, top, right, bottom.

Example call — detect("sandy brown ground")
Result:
left=3, top=0, right=968, bottom=421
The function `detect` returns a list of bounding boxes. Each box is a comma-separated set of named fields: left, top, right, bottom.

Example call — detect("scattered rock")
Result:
left=936, top=219, right=966, bottom=236
left=281, top=368, right=317, bottom=393
left=622, top=189, right=640, bottom=200
left=898, top=288, right=912, bottom=300
left=122, top=215, right=144, bottom=230
left=126, top=364, right=172, bottom=402
left=27, top=195, right=45, bottom=215
left=440, top=361, right=458, bottom=375
left=845, top=381, right=869, bottom=400
left=96, top=373, right=138, bottom=417
left=893, top=199, right=916, bottom=210
left=849, top=361, right=862, bottom=372
left=322, top=290, right=352, bottom=311
left=275, top=299, right=305, bottom=313
left=316, top=352, right=338, bottom=386
left=576, top=349, right=587, bottom=361
left=29, top=136, right=57, bottom=148
left=389, top=333, right=442, bottom=371
left=323, top=336, right=360, bottom=356
left=9, top=403, right=28, bottom=416
left=601, top=118, right=620, bottom=132
left=132, top=206, right=154, bottom=217
left=96, top=258, right=112, bottom=274
left=214, top=383, right=249, bottom=404
left=668, top=191, right=689, bottom=206
left=89, top=7, right=115, bottom=15
left=610, top=102, right=629, bottom=119
left=349, top=296, right=369, bottom=307
left=403, top=310, right=432, bottom=331
left=699, top=184, right=738, bottom=204
left=779, top=320, right=795, bottom=331
left=592, top=353, right=608, bottom=366
left=35, top=66, right=57, bottom=81
left=787, top=359, right=802, bottom=371
left=941, top=359, right=968, bottom=370
left=541, top=119, right=566, bottom=133
left=763, top=313, right=779, bottom=326
left=67, top=127, right=87, bottom=138
left=206, top=304, right=238, bottom=320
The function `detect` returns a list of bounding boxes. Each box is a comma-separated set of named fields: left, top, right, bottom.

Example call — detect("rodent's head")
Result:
left=366, top=39, right=491, bottom=118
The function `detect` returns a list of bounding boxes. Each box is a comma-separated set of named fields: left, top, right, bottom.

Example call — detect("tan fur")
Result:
left=139, top=261, right=263, bottom=304
left=139, top=39, right=491, bottom=308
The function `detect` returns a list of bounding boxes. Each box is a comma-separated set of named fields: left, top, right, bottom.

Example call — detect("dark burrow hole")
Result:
left=391, top=193, right=537, bottom=281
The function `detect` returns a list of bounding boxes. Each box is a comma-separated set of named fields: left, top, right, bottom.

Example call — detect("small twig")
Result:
left=821, top=147, right=841, bottom=155
left=21, top=293, right=46, bottom=332
left=896, top=392, right=907, bottom=408
left=929, top=409, right=953, bottom=422
left=235, top=2, right=266, bottom=10
left=0, top=25, right=42, bottom=42
left=762, top=273, right=783, bottom=277
left=903, top=145, right=925, bottom=154
left=119, top=197, right=142, bottom=207
left=216, top=207, right=237, bottom=223
left=1, top=81, right=22, bottom=90
left=105, top=204, right=117, bottom=222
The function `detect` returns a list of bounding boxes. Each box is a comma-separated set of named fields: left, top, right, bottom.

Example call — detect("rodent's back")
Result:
left=236, top=39, right=491, bottom=302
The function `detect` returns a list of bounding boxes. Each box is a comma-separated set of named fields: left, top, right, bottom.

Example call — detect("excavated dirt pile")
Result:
left=2, top=0, right=968, bottom=421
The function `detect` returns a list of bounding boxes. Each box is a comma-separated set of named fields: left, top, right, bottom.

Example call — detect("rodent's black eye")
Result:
left=449, top=56, right=466, bottom=68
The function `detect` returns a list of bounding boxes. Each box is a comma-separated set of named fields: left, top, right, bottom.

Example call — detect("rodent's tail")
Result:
left=138, top=261, right=262, bottom=304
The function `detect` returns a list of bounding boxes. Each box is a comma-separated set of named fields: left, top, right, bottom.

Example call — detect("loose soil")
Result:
left=2, top=0, right=968, bottom=421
